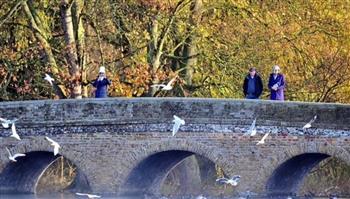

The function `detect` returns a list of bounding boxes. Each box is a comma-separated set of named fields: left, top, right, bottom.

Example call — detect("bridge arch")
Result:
left=265, top=142, right=350, bottom=196
left=0, top=138, right=91, bottom=194
left=118, top=139, right=230, bottom=196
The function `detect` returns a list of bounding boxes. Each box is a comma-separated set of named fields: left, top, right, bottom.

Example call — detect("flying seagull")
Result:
left=256, top=132, right=270, bottom=145
left=246, top=117, right=257, bottom=136
left=151, top=76, right=177, bottom=91
left=0, top=118, right=20, bottom=140
left=0, top=117, right=17, bottom=129
left=172, top=115, right=185, bottom=136
left=216, top=175, right=241, bottom=186
left=44, top=73, right=55, bottom=85
left=10, top=123, right=21, bottom=140
left=6, top=147, right=25, bottom=162
left=76, top=193, right=101, bottom=198
left=45, top=136, right=61, bottom=156
left=302, top=115, right=317, bottom=130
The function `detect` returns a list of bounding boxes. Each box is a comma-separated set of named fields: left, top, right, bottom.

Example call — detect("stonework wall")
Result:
left=0, top=98, right=349, bottom=195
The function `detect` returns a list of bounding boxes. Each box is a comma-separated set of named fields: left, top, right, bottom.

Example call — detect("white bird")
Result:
left=45, top=136, right=61, bottom=156
left=172, top=115, right=185, bottom=136
left=302, top=115, right=317, bottom=130
left=256, top=132, right=270, bottom=145
left=0, top=117, right=17, bottom=129
left=0, top=118, right=20, bottom=140
left=216, top=175, right=241, bottom=186
left=44, top=73, right=55, bottom=85
left=76, top=193, right=101, bottom=198
left=10, top=123, right=21, bottom=140
left=151, top=76, right=177, bottom=91
left=247, top=117, right=257, bottom=136
left=195, top=195, right=207, bottom=199
left=6, top=147, right=25, bottom=162
left=0, top=118, right=10, bottom=128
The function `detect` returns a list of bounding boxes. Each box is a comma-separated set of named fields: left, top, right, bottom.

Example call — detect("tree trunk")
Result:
left=147, top=16, right=160, bottom=96
left=60, top=0, right=82, bottom=99
left=182, top=0, right=202, bottom=86
left=61, top=0, right=78, bottom=72
left=73, top=0, right=87, bottom=98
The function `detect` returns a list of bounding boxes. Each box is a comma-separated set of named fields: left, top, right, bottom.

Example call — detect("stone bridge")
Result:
left=0, top=98, right=349, bottom=197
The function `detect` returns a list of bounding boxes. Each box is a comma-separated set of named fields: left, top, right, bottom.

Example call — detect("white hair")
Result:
left=99, top=66, right=106, bottom=73
left=272, top=65, right=280, bottom=71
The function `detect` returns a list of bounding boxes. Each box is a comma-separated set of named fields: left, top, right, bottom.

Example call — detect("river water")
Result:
left=0, top=193, right=136, bottom=199
left=0, top=194, right=343, bottom=199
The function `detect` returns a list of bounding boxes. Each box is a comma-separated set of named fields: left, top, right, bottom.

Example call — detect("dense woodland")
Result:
left=0, top=0, right=349, bottom=101
left=1, top=0, right=350, bottom=197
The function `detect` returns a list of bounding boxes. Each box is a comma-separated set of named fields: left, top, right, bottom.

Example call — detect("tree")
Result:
left=0, top=0, right=349, bottom=102
left=60, top=0, right=86, bottom=98
left=182, top=0, right=202, bottom=86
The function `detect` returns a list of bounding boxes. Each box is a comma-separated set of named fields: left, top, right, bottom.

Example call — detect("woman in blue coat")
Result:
left=92, top=66, right=111, bottom=98
left=268, top=65, right=286, bottom=100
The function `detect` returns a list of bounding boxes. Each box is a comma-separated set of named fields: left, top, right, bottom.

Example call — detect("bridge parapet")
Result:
left=0, top=98, right=349, bottom=136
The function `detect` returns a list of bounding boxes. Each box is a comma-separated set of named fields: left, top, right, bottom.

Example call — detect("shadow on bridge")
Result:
left=266, top=153, right=350, bottom=197
left=0, top=151, right=90, bottom=194
left=120, top=150, right=350, bottom=197
left=119, top=150, right=222, bottom=197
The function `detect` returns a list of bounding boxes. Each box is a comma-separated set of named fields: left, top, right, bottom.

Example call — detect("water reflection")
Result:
left=0, top=194, right=341, bottom=199
left=0, top=193, right=137, bottom=199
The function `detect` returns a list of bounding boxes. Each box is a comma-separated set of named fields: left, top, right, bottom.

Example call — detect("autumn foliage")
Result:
left=0, top=0, right=350, bottom=196
left=0, top=0, right=349, bottom=102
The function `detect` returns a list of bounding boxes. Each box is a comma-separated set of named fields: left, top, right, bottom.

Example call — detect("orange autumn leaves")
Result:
left=110, top=63, right=178, bottom=97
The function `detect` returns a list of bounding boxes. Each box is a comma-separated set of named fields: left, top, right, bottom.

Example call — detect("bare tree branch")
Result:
left=0, top=0, right=25, bottom=28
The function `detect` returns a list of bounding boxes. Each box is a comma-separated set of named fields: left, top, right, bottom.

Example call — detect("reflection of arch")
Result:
left=119, top=140, right=228, bottom=196
left=0, top=151, right=90, bottom=194
left=265, top=143, right=350, bottom=196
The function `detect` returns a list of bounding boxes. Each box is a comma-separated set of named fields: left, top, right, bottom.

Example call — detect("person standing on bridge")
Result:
left=268, top=65, right=285, bottom=100
left=92, top=66, right=111, bottom=98
left=243, top=67, right=263, bottom=99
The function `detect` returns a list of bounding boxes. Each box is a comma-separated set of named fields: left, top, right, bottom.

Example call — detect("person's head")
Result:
left=249, top=67, right=256, bottom=76
left=272, top=65, right=280, bottom=75
left=99, top=66, right=106, bottom=77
